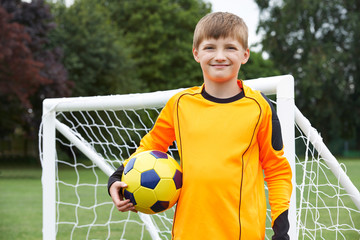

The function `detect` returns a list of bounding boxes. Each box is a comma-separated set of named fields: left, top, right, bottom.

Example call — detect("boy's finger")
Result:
left=109, top=182, right=127, bottom=196
left=117, top=181, right=128, bottom=188
left=117, top=200, right=135, bottom=212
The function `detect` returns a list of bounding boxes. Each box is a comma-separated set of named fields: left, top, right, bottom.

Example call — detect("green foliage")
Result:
left=0, top=6, right=36, bottom=137
left=255, top=0, right=360, bottom=151
left=0, top=0, right=281, bottom=160
left=50, top=0, right=276, bottom=95
left=0, top=0, right=70, bottom=141
left=104, top=0, right=211, bottom=91
left=239, top=51, right=281, bottom=80
left=49, top=0, right=140, bottom=96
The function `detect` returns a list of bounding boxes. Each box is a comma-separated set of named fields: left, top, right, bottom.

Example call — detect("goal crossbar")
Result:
left=42, top=75, right=290, bottom=112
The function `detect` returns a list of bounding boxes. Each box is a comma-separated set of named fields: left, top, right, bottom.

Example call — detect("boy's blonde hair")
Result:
left=193, top=12, right=248, bottom=50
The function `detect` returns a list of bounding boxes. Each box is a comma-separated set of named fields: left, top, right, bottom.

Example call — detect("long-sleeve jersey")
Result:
left=109, top=80, right=292, bottom=239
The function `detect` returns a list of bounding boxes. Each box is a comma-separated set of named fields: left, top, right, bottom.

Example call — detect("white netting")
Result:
left=40, top=92, right=360, bottom=240
left=51, top=108, right=179, bottom=239
left=294, top=122, right=360, bottom=240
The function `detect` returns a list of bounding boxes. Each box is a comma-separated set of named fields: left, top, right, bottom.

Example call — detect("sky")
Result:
left=205, top=0, right=261, bottom=48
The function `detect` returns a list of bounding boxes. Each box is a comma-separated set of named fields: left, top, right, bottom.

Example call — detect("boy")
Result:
left=108, top=12, right=292, bottom=240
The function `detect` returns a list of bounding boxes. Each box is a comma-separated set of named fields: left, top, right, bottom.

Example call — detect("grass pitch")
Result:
left=1, top=159, right=359, bottom=239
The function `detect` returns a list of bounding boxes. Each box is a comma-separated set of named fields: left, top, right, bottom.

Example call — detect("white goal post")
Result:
left=40, top=75, right=360, bottom=239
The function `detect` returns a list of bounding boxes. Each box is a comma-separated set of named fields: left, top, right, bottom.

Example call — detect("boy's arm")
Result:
left=107, top=96, right=176, bottom=194
left=107, top=165, right=137, bottom=212
left=272, top=210, right=290, bottom=240
left=258, top=94, right=292, bottom=239
left=126, top=95, right=177, bottom=159
left=107, top=165, right=124, bottom=195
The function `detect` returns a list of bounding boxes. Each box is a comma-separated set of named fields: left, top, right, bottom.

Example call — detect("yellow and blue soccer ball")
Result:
left=121, top=150, right=182, bottom=214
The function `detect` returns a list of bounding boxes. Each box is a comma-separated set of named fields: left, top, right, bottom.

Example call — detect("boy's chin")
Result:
left=206, top=76, right=237, bottom=83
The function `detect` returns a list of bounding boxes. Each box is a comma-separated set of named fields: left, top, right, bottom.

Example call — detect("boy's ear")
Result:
left=192, top=47, right=200, bottom=63
left=242, top=48, right=250, bottom=64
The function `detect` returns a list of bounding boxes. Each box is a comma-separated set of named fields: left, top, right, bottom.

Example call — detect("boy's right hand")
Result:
left=109, top=181, right=137, bottom=213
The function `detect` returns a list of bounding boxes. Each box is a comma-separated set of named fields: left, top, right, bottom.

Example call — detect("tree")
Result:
left=104, top=0, right=211, bottom=91
left=0, top=0, right=71, bottom=159
left=255, top=0, right=360, bottom=152
left=0, top=4, right=48, bottom=139
left=4, top=0, right=71, bottom=138
left=239, top=51, right=281, bottom=80
left=49, top=0, right=140, bottom=97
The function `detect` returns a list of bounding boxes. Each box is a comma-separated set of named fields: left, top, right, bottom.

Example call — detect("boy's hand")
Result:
left=109, top=181, right=137, bottom=213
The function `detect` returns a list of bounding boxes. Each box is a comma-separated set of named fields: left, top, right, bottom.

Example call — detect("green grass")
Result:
left=294, top=159, right=360, bottom=240
left=0, top=168, right=42, bottom=240
left=1, top=159, right=360, bottom=239
left=0, top=165, right=158, bottom=240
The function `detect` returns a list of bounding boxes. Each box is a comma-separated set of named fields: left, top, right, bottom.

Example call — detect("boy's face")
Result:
left=193, top=37, right=249, bottom=84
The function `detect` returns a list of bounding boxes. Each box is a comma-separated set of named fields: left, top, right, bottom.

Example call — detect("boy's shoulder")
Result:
left=163, top=86, right=202, bottom=109
left=243, top=83, right=267, bottom=100
left=169, top=86, right=202, bottom=101
left=179, top=85, right=202, bottom=95
left=243, top=83, right=273, bottom=109
left=243, top=83, right=260, bottom=97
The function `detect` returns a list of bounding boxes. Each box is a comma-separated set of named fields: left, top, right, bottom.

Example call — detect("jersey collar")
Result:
left=200, top=80, right=245, bottom=104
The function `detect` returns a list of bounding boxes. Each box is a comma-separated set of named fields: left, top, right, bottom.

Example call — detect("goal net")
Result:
left=40, top=75, right=360, bottom=239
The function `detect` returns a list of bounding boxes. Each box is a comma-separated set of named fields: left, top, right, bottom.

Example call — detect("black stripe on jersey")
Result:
left=175, top=92, right=202, bottom=169
left=239, top=95, right=262, bottom=240
left=201, top=88, right=245, bottom=103
left=261, top=93, right=284, bottom=151
left=172, top=92, right=202, bottom=239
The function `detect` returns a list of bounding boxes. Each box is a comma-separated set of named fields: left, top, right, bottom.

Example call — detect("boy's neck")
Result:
left=203, top=79, right=242, bottom=99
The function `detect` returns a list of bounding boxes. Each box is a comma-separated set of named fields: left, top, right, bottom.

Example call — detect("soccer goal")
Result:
left=40, top=75, right=360, bottom=240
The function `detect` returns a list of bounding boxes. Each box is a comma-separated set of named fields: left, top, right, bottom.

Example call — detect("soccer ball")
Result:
left=121, top=150, right=182, bottom=214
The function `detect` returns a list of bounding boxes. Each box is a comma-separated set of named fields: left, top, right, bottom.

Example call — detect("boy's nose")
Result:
left=214, top=50, right=226, bottom=61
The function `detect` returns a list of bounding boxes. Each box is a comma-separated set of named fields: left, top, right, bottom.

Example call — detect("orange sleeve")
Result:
left=123, top=96, right=177, bottom=166
left=258, top=96, right=292, bottom=226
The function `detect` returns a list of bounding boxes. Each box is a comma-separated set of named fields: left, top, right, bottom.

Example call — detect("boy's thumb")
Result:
left=119, top=181, right=128, bottom=188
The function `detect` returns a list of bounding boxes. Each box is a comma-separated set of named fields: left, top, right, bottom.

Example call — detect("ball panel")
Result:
left=123, top=189, right=137, bottom=205
left=133, top=152, right=157, bottom=172
left=154, top=179, right=176, bottom=201
left=141, top=169, right=160, bottom=189
left=173, top=169, right=183, bottom=190
left=151, top=201, right=169, bottom=213
left=150, top=150, right=168, bottom=159
left=133, top=187, right=157, bottom=208
left=153, top=158, right=176, bottom=179
left=135, top=205, right=155, bottom=214
left=121, top=169, right=141, bottom=193
left=169, top=189, right=181, bottom=208
left=124, top=157, right=136, bottom=175
left=167, top=156, right=182, bottom=172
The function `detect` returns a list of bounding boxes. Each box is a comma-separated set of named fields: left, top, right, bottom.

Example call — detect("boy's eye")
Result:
left=204, top=46, right=214, bottom=50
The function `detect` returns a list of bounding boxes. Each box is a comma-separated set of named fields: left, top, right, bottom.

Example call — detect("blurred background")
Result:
left=0, top=0, right=359, bottom=165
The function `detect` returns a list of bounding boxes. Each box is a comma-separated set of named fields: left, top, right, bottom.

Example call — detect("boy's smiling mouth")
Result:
left=211, top=64, right=230, bottom=68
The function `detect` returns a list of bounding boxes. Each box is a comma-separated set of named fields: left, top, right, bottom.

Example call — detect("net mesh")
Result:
left=40, top=103, right=360, bottom=240
left=294, top=123, right=360, bottom=240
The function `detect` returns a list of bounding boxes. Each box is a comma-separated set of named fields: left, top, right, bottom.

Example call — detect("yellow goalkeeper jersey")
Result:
left=125, top=80, right=292, bottom=239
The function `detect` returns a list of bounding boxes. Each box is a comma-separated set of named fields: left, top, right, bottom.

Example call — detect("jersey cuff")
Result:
left=107, top=164, right=124, bottom=195
left=272, top=209, right=290, bottom=240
